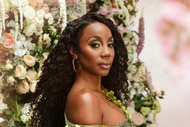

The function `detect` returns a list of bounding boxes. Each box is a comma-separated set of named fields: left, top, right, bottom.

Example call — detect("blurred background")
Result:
left=137, top=0, right=190, bottom=126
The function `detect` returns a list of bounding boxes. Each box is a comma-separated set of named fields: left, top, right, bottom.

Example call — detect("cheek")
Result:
left=111, top=49, right=115, bottom=60
left=78, top=49, right=99, bottom=65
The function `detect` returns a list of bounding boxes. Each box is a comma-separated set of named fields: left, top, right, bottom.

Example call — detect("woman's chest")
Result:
left=98, top=94, right=126, bottom=125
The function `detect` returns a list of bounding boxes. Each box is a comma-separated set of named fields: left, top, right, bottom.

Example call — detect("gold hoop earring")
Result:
left=72, top=58, right=81, bottom=72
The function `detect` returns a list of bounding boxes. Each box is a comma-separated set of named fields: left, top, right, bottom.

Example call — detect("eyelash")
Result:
left=108, top=43, right=115, bottom=48
left=90, top=42, right=100, bottom=48
left=90, top=42, right=115, bottom=48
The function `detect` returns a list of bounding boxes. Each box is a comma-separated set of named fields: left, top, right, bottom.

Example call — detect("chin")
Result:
left=101, top=72, right=109, bottom=77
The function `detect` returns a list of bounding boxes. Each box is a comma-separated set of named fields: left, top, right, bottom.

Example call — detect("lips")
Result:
left=98, top=62, right=111, bottom=69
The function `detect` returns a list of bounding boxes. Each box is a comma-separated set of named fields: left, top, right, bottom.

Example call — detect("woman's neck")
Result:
left=75, top=71, right=102, bottom=92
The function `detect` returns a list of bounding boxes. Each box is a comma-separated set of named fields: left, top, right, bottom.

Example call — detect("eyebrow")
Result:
left=87, top=35, right=114, bottom=42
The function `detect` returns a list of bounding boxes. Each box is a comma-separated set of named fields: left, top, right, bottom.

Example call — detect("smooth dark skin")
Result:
left=66, top=22, right=126, bottom=126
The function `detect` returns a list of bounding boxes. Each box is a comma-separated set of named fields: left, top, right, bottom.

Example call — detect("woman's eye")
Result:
left=108, top=43, right=115, bottom=48
left=90, top=42, right=100, bottom=48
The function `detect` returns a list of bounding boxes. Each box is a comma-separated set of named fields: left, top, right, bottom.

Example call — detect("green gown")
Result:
left=65, top=114, right=133, bottom=127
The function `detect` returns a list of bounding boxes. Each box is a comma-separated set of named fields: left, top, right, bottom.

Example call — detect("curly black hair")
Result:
left=31, top=12, right=129, bottom=127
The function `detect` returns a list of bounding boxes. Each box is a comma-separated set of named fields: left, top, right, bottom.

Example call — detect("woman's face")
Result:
left=77, top=22, right=115, bottom=77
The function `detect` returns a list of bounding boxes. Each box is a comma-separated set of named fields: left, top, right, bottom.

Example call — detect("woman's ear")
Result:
left=69, top=47, right=78, bottom=59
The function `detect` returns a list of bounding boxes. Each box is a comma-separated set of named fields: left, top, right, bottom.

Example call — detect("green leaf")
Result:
left=37, top=54, right=44, bottom=61
left=14, top=121, right=26, bottom=127
left=5, top=109, right=12, bottom=115
left=37, top=44, right=44, bottom=54
left=29, top=50, right=36, bottom=56
left=34, top=62, right=40, bottom=72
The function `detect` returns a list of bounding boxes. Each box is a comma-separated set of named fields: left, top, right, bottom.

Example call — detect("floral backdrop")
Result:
left=156, top=0, right=190, bottom=86
left=0, top=0, right=164, bottom=127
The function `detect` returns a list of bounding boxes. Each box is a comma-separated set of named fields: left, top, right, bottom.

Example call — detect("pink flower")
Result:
left=117, top=24, right=128, bottom=35
left=98, top=6, right=110, bottom=15
left=1, top=33, right=14, bottom=49
left=137, top=16, right=145, bottom=56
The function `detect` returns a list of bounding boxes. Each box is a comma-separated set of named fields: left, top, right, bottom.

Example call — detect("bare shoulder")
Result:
left=65, top=88, right=102, bottom=125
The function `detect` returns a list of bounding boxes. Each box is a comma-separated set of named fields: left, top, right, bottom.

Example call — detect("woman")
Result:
left=31, top=12, right=132, bottom=127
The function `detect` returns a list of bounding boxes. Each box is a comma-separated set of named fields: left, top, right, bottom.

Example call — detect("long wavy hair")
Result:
left=31, top=12, right=129, bottom=127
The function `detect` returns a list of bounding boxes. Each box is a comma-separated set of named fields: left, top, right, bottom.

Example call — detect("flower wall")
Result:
left=156, top=0, right=190, bottom=85
left=0, top=0, right=163, bottom=127
left=137, top=0, right=190, bottom=126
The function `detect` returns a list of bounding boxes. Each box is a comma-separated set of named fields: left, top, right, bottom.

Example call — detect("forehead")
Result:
left=85, top=22, right=110, bottom=31
left=80, top=22, right=112, bottom=38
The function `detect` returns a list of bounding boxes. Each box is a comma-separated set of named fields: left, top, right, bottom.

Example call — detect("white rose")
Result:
left=23, top=55, right=36, bottom=67
left=5, top=63, right=13, bottom=70
left=15, top=65, right=26, bottom=79
left=13, top=41, right=27, bottom=57
left=24, top=23, right=36, bottom=37
left=132, top=112, right=145, bottom=126
left=23, top=5, right=35, bottom=19
left=26, top=69, right=37, bottom=81
left=7, top=76, right=16, bottom=85
left=15, top=80, right=30, bottom=94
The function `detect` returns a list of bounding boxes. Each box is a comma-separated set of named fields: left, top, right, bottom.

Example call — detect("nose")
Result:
left=101, top=46, right=111, bottom=58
